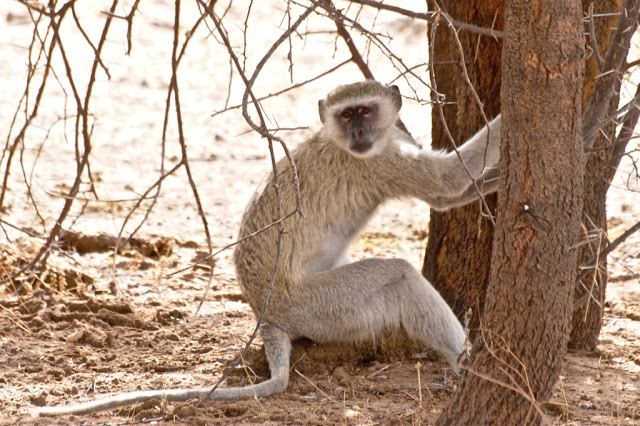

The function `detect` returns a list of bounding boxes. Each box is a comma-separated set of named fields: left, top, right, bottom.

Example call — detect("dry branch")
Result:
left=427, top=6, right=496, bottom=224
left=195, top=0, right=312, bottom=401
left=583, top=0, right=640, bottom=149
left=574, top=218, right=640, bottom=309
left=15, top=1, right=120, bottom=279
left=348, top=0, right=504, bottom=38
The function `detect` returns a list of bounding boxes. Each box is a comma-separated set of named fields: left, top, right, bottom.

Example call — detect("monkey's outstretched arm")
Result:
left=387, top=115, right=501, bottom=208
left=451, top=114, right=502, bottom=181
left=428, top=166, right=500, bottom=211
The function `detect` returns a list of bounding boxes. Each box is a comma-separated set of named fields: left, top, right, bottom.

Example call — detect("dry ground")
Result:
left=1, top=1, right=639, bottom=424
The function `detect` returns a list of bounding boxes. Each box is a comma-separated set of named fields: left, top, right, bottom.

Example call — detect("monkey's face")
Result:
left=336, top=104, right=377, bottom=156
left=319, top=81, right=402, bottom=159
left=320, top=99, right=398, bottom=159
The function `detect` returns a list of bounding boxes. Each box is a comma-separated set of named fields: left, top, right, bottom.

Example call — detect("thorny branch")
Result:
left=583, top=0, right=640, bottom=149
left=310, top=0, right=436, bottom=96
left=1, top=7, right=50, bottom=229
left=574, top=218, right=640, bottom=310
left=167, top=0, right=216, bottom=313
left=327, top=0, right=374, bottom=79
left=571, top=0, right=640, bottom=310
left=1, top=7, right=54, bottom=211
left=101, top=0, right=142, bottom=55
left=211, top=58, right=351, bottom=117
left=112, top=1, right=218, bottom=292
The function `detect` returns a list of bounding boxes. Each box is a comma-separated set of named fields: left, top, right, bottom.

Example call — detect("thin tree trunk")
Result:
left=423, top=0, right=503, bottom=335
left=570, top=0, right=625, bottom=349
left=438, top=0, right=585, bottom=422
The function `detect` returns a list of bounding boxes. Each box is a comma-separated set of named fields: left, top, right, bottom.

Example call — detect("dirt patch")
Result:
left=2, top=278, right=639, bottom=424
left=0, top=283, right=456, bottom=425
left=60, top=231, right=175, bottom=258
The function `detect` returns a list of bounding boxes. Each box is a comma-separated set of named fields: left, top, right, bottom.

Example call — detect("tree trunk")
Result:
left=570, top=0, right=625, bottom=349
left=438, top=0, right=585, bottom=423
left=423, top=0, right=503, bottom=334
left=425, top=0, right=627, bottom=349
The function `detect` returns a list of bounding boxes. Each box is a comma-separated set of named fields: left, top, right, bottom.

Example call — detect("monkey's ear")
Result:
left=318, top=100, right=326, bottom=123
left=390, top=85, right=403, bottom=111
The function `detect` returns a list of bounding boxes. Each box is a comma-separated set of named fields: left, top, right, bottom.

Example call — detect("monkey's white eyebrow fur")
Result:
left=326, top=96, right=384, bottom=110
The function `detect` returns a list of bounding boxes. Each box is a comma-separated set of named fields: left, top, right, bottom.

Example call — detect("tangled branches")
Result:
left=2, top=0, right=639, bottom=336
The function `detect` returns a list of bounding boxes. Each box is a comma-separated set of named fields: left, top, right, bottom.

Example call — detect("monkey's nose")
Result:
left=349, top=128, right=364, bottom=139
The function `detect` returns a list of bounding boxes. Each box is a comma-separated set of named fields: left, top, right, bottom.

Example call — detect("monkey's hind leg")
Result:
left=286, top=258, right=466, bottom=372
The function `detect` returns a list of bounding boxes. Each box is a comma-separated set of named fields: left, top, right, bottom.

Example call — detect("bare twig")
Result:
left=71, top=4, right=112, bottom=79
left=113, top=1, right=217, bottom=286
left=427, top=6, right=496, bottom=225
left=11, top=9, right=52, bottom=231
left=166, top=0, right=217, bottom=315
left=583, top=0, right=640, bottom=149
left=470, top=325, right=551, bottom=424
left=587, top=3, right=605, bottom=72
left=1, top=6, right=54, bottom=211
left=165, top=209, right=299, bottom=278
left=309, top=0, right=435, bottom=94
left=574, top=218, right=640, bottom=309
left=211, top=58, right=350, bottom=117
left=347, top=0, right=504, bottom=39
left=125, top=0, right=142, bottom=55
left=31, top=0, right=119, bottom=271
left=583, top=88, right=640, bottom=144
left=604, top=82, right=640, bottom=182
left=326, top=0, right=374, bottom=79
left=195, top=0, right=313, bottom=402
left=294, top=369, right=340, bottom=402
left=241, top=0, right=254, bottom=73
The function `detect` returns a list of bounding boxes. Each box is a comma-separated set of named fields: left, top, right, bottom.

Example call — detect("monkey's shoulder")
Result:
left=280, top=133, right=354, bottom=170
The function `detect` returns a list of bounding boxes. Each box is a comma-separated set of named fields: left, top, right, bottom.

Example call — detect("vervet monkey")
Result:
left=35, top=80, right=501, bottom=416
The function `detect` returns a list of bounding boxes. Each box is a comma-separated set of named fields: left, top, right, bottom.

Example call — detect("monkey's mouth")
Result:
left=349, top=141, right=373, bottom=154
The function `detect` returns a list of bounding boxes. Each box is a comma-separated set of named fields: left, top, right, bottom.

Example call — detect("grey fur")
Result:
left=35, top=81, right=501, bottom=416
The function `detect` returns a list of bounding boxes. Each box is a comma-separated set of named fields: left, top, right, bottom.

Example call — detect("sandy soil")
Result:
left=1, top=1, right=639, bottom=424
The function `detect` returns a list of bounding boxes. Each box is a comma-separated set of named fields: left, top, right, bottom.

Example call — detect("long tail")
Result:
left=35, top=377, right=287, bottom=416
left=36, top=325, right=292, bottom=416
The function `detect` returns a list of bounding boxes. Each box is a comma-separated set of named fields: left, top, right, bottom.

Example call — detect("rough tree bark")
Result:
left=570, top=0, right=625, bottom=349
left=437, top=0, right=585, bottom=423
left=425, top=0, right=627, bottom=349
left=423, top=0, right=503, bottom=334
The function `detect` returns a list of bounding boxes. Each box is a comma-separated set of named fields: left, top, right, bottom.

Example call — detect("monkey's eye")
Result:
left=340, top=110, right=352, bottom=120
left=359, top=106, right=371, bottom=116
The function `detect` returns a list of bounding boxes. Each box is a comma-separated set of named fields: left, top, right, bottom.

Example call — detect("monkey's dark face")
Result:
left=336, top=104, right=377, bottom=155
left=319, top=81, right=401, bottom=158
